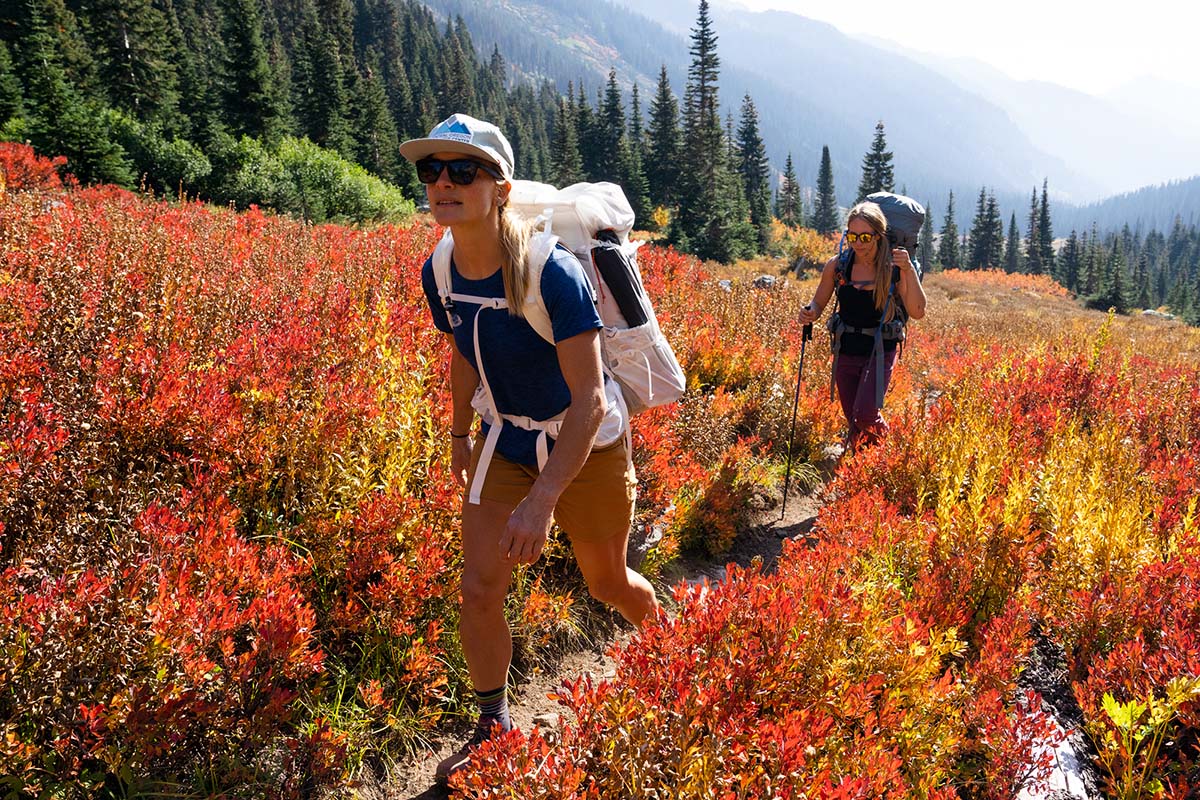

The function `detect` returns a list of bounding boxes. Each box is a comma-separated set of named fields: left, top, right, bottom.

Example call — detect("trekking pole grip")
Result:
left=802, top=323, right=813, bottom=342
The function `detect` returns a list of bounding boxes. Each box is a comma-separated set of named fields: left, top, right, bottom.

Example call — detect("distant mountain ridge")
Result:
left=1055, top=176, right=1200, bottom=235
left=420, top=0, right=1199, bottom=234
left=860, top=37, right=1200, bottom=200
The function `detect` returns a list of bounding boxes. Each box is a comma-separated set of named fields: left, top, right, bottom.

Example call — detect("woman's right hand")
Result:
left=451, top=436, right=473, bottom=487
left=798, top=303, right=819, bottom=325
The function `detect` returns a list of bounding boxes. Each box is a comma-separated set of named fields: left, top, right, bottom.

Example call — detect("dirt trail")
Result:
left=364, top=486, right=823, bottom=799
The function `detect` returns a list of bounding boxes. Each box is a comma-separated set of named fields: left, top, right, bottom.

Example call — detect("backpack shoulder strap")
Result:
left=432, top=228, right=561, bottom=345
left=519, top=231, right=558, bottom=345
left=835, top=249, right=853, bottom=288
left=431, top=229, right=456, bottom=327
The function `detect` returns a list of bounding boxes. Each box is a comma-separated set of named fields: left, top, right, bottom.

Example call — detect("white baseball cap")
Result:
left=399, top=114, right=514, bottom=180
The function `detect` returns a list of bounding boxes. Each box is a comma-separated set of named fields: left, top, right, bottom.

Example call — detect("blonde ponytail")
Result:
left=498, top=205, right=534, bottom=317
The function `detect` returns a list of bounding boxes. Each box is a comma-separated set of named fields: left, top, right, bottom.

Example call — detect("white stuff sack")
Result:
left=507, top=180, right=635, bottom=256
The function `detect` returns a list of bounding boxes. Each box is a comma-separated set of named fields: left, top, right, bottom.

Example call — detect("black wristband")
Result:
left=451, top=432, right=470, bottom=439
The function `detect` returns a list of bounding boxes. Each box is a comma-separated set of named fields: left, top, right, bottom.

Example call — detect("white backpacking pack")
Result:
left=504, top=180, right=686, bottom=415
left=431, top=180, right=685, bottom=504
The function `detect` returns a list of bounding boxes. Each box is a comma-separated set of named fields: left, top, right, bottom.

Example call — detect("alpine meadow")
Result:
left=2, top=0, right=1200, bottom=798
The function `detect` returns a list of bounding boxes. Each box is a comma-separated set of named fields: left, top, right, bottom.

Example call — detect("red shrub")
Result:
left=0, top=142, right=74, bottom=192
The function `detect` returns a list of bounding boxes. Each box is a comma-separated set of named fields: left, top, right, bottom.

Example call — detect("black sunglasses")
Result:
left=415, top=157, right=503, bottom=186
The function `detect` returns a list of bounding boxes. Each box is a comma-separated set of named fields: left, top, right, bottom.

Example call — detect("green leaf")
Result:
left=1102, top=692, right=1145, bottom=730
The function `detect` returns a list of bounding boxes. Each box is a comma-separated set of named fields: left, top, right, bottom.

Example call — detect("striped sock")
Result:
left=476, top=685, right=511, bottom=732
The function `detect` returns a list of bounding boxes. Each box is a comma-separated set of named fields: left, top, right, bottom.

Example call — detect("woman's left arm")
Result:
left=893, top=248, right=927, bottom=320
left=498, top=328, right=605, bottom=564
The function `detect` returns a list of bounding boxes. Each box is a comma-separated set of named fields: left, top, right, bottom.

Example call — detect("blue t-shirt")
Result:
left=421, top=245, right=603, bottom=465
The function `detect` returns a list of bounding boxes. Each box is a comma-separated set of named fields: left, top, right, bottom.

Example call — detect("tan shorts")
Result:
left=466, top=435, right=637, bottom=543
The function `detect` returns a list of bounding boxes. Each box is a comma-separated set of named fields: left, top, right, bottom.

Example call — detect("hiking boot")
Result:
left=434, top=715, right=509, bottom=786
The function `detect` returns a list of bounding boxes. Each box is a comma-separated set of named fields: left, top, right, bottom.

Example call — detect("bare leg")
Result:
left=570, top=526, right=660, bottom=626
left=459, top=497, right=519, bottom=691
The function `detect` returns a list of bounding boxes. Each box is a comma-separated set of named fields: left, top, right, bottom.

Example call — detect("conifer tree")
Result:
left=1038, top=178, right=1056, bottom=275
left=736, top=93, right=772, bottom=252
left=1154, top=253, right=1169, bottom=308
left=986, top=194, right=1004, bottom=268
left=966, top=189, right=1002, bottom=269
left=320, top=0, right=356, bottom=67
left=1024, top=188, right=1042, bottom=274
left=31, top=0, right=101, bottom=102
left=573, top=82, right=602, bottom=179
left=1133, top=253, right=1152, bottom=309
left=171, top=0, right=227, bottom=144
left=84, top=0, right=181, bottom=126
left=645, top=65, right=680, bottom=209
left=1059, top=230, right=1081, bottom=291
left=0, top=41, right=23, bottom=122
left=486, top=44, right=506, bottom=107
left=218, top=0, right=282, bottom=141
left=967, top=187, right=990, bottom=269
left=936, top=190, right=960, bottom=270
left=680, top=0, right=722, bottom=180
left=1183, top=283, right=1200, bottom=327
left=621, top=85, right=651, bottom=225
left=1090, top=239, right=1129, bottom=314
left=550, top=96, right=583, bottom=187
left=629, top=82, right=645, bottom=158
left=918, top=200, right=935, bottom=270
left=13, top=0, right=133, bottom=185
left=506, top=108, right=536, bottom=181
left=1165, top=268, right=1189, bottom=315
left=351, top=49, right=400, bottom=180
left=855, top=120, right=894, bottom=202
left=725, top=112, right=735, bottom=163
left=265, top=29, right=295, bottom=137
left=673, top=0, right=747, bottom=261
left=1083, top=224, right=1102, bottom=295
left=596, top=68, right=625, bottom=182
left=775, top=152, right=802, bottom=227
left=619, top=135, right=651, bottom=226
left=438, top=18, right=475, bottom=117
left=1004, top=212, right=1021, bottom=273
left=301, top=10, right=355, bottom=155
left=812, top=145, right=839, bottom=234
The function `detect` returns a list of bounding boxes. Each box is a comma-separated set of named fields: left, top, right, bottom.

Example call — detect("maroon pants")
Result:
left=834, top=349, right=899, bottom=449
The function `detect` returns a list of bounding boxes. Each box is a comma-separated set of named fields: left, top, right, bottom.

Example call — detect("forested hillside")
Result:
left=0, top=0, right=560, bottom=221
left=1056, top=177, right=1200, bottom=234
left=940, top=183, right=1200, bottom=324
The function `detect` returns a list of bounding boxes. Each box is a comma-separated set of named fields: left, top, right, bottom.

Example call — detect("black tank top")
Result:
left=836, top=258, right=897, bottom=357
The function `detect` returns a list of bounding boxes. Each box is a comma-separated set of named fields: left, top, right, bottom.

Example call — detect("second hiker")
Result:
left=798, top=200, right=927, bottom=450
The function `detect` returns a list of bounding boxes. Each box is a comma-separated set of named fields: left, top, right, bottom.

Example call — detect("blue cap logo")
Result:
left=432, top=118, right=472, bottom=142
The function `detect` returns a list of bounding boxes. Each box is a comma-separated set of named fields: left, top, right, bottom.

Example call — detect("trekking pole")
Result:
left=781, top=323, right=814, bottom=521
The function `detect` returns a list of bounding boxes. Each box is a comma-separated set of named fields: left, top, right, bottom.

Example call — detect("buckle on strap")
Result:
left=466, top=413, right=564, bottom=506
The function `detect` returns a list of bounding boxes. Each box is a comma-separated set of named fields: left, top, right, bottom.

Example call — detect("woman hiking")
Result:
left=400, top=114, right=661, bottom=785
left=798, top=200, right=927, bottom=451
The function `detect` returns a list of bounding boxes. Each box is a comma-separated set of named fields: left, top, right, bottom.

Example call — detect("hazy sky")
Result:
left=732, top=0, right=1199, bottom=95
